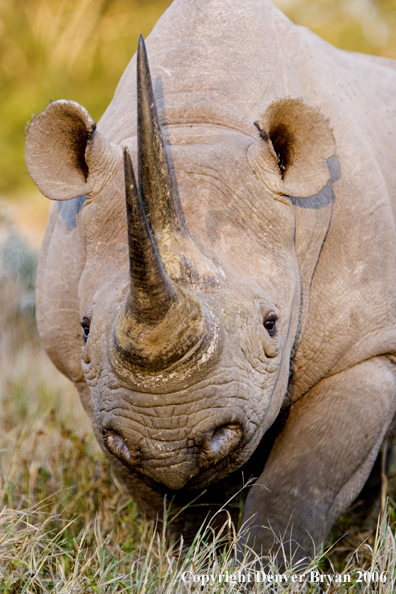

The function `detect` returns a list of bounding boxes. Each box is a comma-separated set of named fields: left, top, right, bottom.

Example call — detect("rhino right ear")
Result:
left=248, top=98, right=335, bottom=199
left=25, top=100, right=122, bottom=200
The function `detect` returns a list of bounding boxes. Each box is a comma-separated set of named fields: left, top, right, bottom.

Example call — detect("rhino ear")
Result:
left=25, top=100, right=122, bottom=200
left=248, top=98, right=335, bottom=199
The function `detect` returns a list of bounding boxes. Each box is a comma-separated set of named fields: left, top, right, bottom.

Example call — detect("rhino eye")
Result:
left=263, top=317, right=277, bottom=336
left=81, top=317, right=91, bottom=343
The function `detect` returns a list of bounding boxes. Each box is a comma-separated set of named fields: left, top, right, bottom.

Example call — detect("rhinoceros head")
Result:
left=26, top=36, right=335, bottom=491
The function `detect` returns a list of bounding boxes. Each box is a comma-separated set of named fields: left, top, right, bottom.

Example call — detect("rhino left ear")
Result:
left=25, top=100, right=122, bottom=200
left=248, top=98, right=335, bottom=199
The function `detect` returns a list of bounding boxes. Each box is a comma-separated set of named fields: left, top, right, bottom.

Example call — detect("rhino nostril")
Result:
left=209, top=423, right=243, bottom=457
left=102, top=429, right=137, bottom=468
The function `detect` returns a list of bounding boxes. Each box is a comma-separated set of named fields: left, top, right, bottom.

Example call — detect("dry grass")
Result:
left=1, top=214, right=396, bottom=592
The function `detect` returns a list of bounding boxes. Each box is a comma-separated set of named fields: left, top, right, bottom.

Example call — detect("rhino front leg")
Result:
left=241, top=356, right=396, bottom=564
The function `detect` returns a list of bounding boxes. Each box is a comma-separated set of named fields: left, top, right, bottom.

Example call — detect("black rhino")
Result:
left=25, top=0, right=396, bottom=563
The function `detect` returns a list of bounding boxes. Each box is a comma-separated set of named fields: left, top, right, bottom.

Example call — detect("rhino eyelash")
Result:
left=81, top=317, right=91, bottom=343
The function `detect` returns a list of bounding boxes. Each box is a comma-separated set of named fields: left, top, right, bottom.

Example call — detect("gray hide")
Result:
left=25, top=0, right=396, bottom=564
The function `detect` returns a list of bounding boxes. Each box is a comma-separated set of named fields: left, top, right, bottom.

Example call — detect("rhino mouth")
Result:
left=101, top=417, right=246, bottom=491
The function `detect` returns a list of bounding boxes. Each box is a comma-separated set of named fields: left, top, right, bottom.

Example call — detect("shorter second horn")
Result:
left=113, top=148, right=216, bottom=376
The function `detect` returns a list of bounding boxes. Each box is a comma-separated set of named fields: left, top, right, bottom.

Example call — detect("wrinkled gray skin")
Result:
left=25, top=0, right=396, bottom=564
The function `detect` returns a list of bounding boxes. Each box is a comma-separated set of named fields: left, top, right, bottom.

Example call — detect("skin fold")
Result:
left=26, top=0, right=396, bottom=564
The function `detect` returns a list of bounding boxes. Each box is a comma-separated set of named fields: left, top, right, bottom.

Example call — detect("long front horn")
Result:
left=137, top=34, right=187, bottom=239
left=123, top=147, right=177, bottom=325
left=136, top=34, right=224, bottom=288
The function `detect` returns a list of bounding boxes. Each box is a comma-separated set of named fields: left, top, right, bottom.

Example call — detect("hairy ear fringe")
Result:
left=249, top=97, right=335, bottom=199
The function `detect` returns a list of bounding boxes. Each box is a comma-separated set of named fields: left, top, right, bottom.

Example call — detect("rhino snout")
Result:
left=101, top=413, right=245, bottom=490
